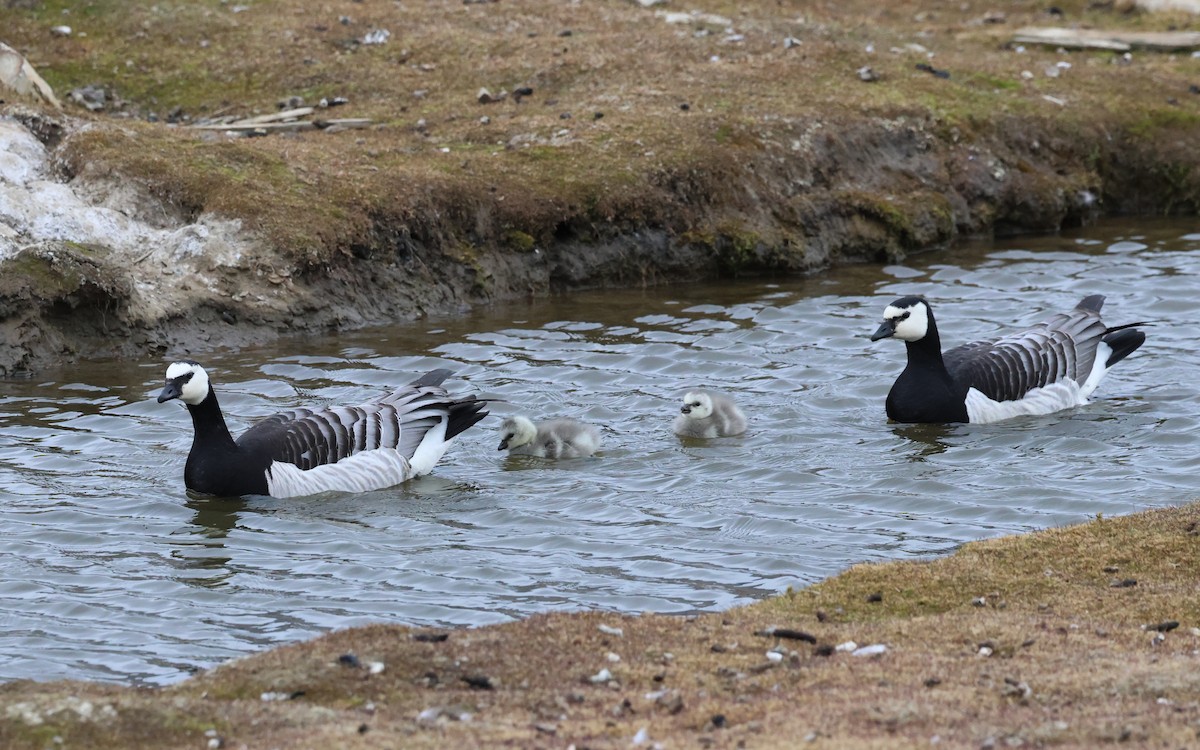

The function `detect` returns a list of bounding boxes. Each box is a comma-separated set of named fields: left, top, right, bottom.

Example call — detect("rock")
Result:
left=69, top=85, right=107, bottom=112
left=477, top=87, right=508, bottom=104
left=915, top=62, right=950, bottom=79
left=0, top=42, right=62, bottom=108
left=361, top=29, right=390, bottom=45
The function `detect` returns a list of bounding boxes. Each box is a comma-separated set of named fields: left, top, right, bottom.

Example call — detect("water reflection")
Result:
left=0, top=219, right=1198, bottom=686
left=891, top=423, right=955, bottom=461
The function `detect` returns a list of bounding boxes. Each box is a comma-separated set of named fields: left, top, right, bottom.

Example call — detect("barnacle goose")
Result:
left=673, top=390, right=747, bottom=438
left=497, top=415, right=602, bottom=459
left=870, top=295, right=1146, bottom=424
left=157, top=361, right=488, bottom=498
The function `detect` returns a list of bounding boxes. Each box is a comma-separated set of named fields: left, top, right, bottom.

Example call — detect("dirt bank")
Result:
left=3, top=502, right=1199, bottom=749
left=0, top=0, right=1198, bottom=373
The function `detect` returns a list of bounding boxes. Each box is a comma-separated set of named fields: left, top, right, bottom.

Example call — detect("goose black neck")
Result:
left=903, top=311, right=947, bottom=371
left=904, top=330, right=947, bottom=370
left=185, top=386, right=238, bottom=451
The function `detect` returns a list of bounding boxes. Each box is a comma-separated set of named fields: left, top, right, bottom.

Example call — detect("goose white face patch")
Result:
left=166, top=361, right=211, bottom=406
left=884, top=302, right=929, bottom=342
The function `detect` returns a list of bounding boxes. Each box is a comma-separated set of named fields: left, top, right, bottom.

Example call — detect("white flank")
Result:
left=964, top=382, right=1087, bottom=424
left=266, top=448, right=416, bottom=498
left=1079, top=341, right=1114, bottom=399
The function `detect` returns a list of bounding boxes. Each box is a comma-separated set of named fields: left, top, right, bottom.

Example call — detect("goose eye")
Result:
left=900, top=311, right=911, bottom=320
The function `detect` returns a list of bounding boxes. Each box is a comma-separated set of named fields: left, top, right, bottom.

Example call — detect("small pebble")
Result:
left=361, top=28, right=390, bottom=45
left=765, top=651, right=784, bottom=663
left=598, top=624, right=624, bottom=637
left=368, top=661, right=386, bottom=675
left=851, top=644, right=888, bottom=657
left=589, top=667, right=613, bottom=684
left=461, top=674, right=495, bottom=690
left=757, top=627, right=816, bottom=643
left=835, top=641, right=858, bottom=652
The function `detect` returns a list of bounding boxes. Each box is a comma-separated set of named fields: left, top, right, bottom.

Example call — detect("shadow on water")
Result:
left=891, top=422, right=958, bottom=461
left=169, top=495, right=243, bottom=585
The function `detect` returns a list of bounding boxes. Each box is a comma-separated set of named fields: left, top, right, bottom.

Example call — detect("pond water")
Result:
left=2, top=218, right=1198, bottom=686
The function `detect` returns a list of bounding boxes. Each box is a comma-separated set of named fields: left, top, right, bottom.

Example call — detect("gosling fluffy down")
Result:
left=673, top=390, right=747, bottom=438
left=497, top=415, right=602, bottom=459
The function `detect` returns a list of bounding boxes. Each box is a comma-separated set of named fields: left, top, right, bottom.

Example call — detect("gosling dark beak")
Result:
left=157, top=381, right=183, bottom=403
left=680, top=405, right=691, bottom=415
left=498, top=438, right=510, bottom=451
left=870, top=320, right=896, bottom=342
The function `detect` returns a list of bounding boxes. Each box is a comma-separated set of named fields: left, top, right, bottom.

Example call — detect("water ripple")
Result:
left=1, top=219, right=1197, bottom=685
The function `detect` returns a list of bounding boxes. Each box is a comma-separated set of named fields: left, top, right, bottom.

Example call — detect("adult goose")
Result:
left=157, top=361, right=488, bottom=497
left=497, top=415, right=602, bottom=459
left=673, top=390, right=747, bottom=438
left=870, top=295, right=1146, bottom=424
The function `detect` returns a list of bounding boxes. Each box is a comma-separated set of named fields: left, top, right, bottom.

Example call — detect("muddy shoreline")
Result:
left=1, top=106, right=1192, bottom=376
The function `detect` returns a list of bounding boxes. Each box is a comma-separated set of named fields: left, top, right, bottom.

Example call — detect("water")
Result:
left=2, top=218, right=1198, bottom=686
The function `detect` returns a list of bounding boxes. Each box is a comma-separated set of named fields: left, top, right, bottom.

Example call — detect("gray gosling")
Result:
left=498, top=415, right=602, bottom=459
left=673, top=390, right=747, bottom=438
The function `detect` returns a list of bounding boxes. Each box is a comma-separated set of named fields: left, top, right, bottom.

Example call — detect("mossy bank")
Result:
left=1, top=0, right=1198, bottom=373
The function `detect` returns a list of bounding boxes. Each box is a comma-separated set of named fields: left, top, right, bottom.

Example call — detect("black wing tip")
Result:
left=1075, top=295, right=1105, bottom=312
left=445, top=398, right=490, bottom=441
left=1103, top=327, right=1146, bottom=368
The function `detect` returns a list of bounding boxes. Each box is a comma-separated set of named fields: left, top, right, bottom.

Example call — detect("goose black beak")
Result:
left=680, top=405, right=691, bottom=415
left=498, top=438, right=510, bottom=451
left=870, top=320, right=896, bottom=342
left=157, top=382, right=183, bottom=403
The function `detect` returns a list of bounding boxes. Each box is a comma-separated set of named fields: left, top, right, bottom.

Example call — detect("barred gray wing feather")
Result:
left=944, top=304, right=1107, bottom=403
left=237, top=384, right=455, bottom=470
